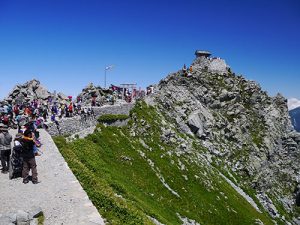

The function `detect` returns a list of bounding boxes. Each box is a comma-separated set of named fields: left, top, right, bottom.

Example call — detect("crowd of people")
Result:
left=1, top=97, right=98, bottom=131
left=0, top=86, right=152, bottom=184
left=0, top=97, right=97, bottom=184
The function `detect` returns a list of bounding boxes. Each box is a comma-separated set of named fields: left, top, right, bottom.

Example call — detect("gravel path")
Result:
left=0, top=129, right=105, bottom=225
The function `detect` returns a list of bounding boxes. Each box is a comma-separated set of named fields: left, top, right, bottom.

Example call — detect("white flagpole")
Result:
left=104, top=66, right=107, bottom=88
left=104, top=65, right=114, bottom=88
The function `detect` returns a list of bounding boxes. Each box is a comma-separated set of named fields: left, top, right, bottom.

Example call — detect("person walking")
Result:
left=21, top=129, right=39, bottom=184
left=0, top=124, right=12, bottom=174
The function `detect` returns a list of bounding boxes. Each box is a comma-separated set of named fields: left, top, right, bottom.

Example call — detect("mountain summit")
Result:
left=53, top=52, right=300, bottom=224
left=146, top=53, right=300, bottom=223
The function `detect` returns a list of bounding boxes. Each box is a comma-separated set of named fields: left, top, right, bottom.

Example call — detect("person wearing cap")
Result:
left=0, top=124, right=12, bottom=173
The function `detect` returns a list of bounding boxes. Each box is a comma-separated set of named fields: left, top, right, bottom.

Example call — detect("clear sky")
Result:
left=0, top=0, right=299, bottom=100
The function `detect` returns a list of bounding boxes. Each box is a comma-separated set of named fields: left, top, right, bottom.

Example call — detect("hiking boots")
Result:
left=32, top=180, right=40, bottom=184
left=23, top=179, right=29, bottom=184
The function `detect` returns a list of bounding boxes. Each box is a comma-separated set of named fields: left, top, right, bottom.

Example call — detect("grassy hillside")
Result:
left=54, top=101, right=275, bottom=224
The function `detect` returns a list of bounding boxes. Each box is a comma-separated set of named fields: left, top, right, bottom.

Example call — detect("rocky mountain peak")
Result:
left=147, top=55, right=300, bottom=222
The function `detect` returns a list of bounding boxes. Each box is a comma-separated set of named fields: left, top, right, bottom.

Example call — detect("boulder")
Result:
left=16, top=210, right=30, bottom=225
left=35, top=85, right=50, bottom=99
left=0, top=215, right=14, bottom=225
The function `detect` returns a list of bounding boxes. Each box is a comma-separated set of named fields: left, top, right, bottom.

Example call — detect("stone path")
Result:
left=0, top=129, right=105, bottom=225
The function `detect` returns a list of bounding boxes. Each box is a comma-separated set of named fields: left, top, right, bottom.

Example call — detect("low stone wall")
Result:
left=47, top=104, right=134, bottom=136
left=102, top=119, right=129, bottom=127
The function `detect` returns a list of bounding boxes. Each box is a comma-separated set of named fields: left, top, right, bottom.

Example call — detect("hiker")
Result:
left=57, top=107, right=62, bottom=119
left=42, top=105, right=48, bottom=121
left=6, top=104, right=13, bottom=119
left=2, top=114, right=9, bottom=126
left=187, top=66, right=192, bottom=77
left=91, top=97, right=96, bottom=107
left=21, top=129, right=38, bottom=184
left=68, top=103, right=73, bottom=117
left=51, top=114, right=61, bottom=134
left=0, top=124, right=12, bottom=174
left=182, top=64, right=187, bottom=76
left=13, top=104, right=20, bottom=116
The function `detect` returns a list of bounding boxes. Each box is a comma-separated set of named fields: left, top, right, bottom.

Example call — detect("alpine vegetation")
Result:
left=54, top=52, right=300, bottom=225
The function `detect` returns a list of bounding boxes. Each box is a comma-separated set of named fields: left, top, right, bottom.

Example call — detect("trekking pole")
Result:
left=37, top=149, right=43, bottom=155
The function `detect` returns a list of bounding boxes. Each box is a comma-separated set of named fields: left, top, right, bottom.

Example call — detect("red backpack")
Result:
left=14, top=106, right=19, bottom=114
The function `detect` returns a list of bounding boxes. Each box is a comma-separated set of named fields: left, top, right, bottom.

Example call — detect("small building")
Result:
left=195, top=50, right=211, bottom=58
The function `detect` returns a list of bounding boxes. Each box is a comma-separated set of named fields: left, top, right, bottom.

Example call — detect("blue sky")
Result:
left=0, top=0, right=299, bottom=99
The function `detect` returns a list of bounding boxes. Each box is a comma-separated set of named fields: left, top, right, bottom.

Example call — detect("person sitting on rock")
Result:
left=0, top=124, right=12, bottom=174
left=21, top=129, right=39, bottom=184
left=186, top=65, right=192, bottom=77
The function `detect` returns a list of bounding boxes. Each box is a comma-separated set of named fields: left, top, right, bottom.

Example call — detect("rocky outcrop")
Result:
left=4, top=79, right=66, bottom=104
left=147, top=56, right=300, bottom=222
left=76, top=83, right=108, bottom=106
left=192, top=56, right=230, bottom=74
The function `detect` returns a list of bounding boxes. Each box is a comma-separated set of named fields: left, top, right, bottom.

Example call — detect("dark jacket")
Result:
left=20, top=137, right=35, bottom=159
left=0, top=132, right=12, bottom=151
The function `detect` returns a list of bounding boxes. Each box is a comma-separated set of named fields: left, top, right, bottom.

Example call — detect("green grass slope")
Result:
left=54, top=101, right=274, bottom=225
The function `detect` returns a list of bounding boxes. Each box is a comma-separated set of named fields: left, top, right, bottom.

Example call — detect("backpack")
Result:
left=13, top=144, right=23, bottom=153
left=7, top=105, right=12, bottom=113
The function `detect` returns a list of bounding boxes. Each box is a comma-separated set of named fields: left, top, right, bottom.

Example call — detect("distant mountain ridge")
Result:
left=288, top=98, right=300, bottom=111
left=290, top=106, right=300, bottom=132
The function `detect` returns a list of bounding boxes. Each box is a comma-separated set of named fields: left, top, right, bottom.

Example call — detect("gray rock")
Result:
left=0, top=215, right=14, bottom=225
left=187, top=112, right=205, bottom=137
left=16, top=210, right=29, bottom=225
left=3, top=79, right=67, bottom=104
left=35, top=86, right=51, bottom=100
left=28, top=206, right=43, bottom=219
left=29, top=218, right=38, bottom=225
left=210, top=100, right=221, bottom=109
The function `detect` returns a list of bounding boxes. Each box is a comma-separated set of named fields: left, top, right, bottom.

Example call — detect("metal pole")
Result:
left=104, top=67, right=107, bottom=88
